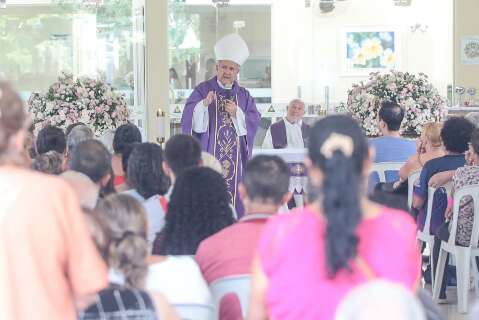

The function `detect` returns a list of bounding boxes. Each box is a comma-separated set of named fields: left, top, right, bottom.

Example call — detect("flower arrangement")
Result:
left=338, top=70, right=447, bottom=136
left=28, top=72, right=130, bottom=136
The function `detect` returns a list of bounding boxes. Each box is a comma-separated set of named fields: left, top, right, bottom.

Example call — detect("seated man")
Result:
left=370, top=101, right=416, bottom=163
left=262, top=99, right=310, bottom=149
left=68, top=140, right=113, bottom=198
left=162, top=134, right=202, bottom=201
left=369, top=101, right=416, bottom=189
left=196, top=155, right=291, bottom=319
left=412, top=116, right=474, bottom=301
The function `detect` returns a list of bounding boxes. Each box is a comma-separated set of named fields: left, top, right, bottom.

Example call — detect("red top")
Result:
left=113, top=175, right=125, bottom=187
left=196, top=214, right=272, bottom=320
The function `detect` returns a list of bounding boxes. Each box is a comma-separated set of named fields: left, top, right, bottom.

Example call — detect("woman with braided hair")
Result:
left=80, top=194, right=178, bottom=320
left=248, top=115, right=421, bottom=320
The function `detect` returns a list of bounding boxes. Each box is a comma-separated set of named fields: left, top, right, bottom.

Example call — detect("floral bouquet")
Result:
left=338, top=70, right=447, bottom=136
left=28, top=72, right=130, bottom=136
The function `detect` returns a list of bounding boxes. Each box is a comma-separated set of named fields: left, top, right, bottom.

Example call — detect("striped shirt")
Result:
left=79, top=284, right=158, bottom=320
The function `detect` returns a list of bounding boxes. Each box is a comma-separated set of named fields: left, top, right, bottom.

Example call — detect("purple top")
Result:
left=181, top=77, right=260, bottom=162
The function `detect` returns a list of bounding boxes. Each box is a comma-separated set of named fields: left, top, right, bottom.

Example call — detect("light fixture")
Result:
left=212, top=0, right=230, bottom=8
left=317, top=0, right=350, bottom=14
left=394, top=0, right=412, bottom=6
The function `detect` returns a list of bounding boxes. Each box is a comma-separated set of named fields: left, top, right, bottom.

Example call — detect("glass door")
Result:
left=167, top=0, right=272, bottom=138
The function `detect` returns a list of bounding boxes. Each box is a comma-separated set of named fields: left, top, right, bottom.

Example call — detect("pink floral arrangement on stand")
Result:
left=337, top=70, right=447, bottom=136
left=28, top=72, right=130, bottom=136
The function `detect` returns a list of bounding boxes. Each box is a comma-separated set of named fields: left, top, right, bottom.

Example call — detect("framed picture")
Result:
left=340, top=27, right=400, bottom=76
left=461, top=36, right=479, bottom=65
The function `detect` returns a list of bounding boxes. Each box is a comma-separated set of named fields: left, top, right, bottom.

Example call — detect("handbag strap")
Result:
left=355, top=256, right=376, bottom=281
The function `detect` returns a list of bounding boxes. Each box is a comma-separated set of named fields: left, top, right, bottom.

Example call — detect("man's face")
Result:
left=216, top=60, right=240, bottom=87
left=286, top=101, right=305, bottom=123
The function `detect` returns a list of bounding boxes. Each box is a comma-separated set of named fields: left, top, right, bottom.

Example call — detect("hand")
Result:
left=225, top=100, right=238, bottom=118
left=393, top=180, right=402, bottom=190
left=203, top=91, right=216, bottom=107
left=445, top=205, right=453, bottom=219
left=465, top=149, right=474, bottom=166
left=428, top=171, right=453, bottom=188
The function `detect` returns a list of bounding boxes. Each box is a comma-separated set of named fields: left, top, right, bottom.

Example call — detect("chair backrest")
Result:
left=448, top=184, right=479, bottom=249
left=372, top=162, right=404, bottom=183
left=210, top=274, right=251, bottom=319
left=173, top=303, right=216, bottom=320
left=424, top=182, right=452, bottom=236
left=407, top=169, right=421, bottom=210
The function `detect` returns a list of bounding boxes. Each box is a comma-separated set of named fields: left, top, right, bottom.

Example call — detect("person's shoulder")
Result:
left=197, top=224, right=236, bottom=252
left=14, top=168, right=72, bottom=193
left=378, top=206, right=417, bottom=231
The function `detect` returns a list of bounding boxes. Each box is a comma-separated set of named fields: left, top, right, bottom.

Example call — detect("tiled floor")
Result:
left=423, top=286, right=478, bottom=320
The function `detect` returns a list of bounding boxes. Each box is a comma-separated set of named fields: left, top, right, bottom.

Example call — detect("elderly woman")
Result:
left=398, top=122, right=444, bottom=182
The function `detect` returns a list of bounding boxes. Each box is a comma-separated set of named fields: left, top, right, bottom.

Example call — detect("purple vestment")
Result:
left=181, top=77, right=261, bottom=217
left=270, top=119, right=311, bottom=149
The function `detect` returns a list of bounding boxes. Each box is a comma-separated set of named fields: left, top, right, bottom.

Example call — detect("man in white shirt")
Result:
left=262, top=99, right=310, bottom=149
left=180, top=33, right=261, bottom=217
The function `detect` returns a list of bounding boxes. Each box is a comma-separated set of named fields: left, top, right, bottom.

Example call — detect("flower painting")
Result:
left=342, top=29, right=399, bottom=75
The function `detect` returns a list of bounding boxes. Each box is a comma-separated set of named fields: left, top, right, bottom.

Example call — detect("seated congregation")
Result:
left=3, top=81, right=479, bottom=320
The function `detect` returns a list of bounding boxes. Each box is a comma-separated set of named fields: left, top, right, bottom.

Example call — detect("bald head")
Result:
left=286, top=99, right=305, bottom=123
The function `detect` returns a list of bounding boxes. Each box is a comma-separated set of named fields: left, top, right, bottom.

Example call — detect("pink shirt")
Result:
left=257, top=206, right=420, bottom=320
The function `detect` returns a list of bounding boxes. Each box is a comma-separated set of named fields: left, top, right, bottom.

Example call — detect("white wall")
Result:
left=271, top=0, right=454, bottom=105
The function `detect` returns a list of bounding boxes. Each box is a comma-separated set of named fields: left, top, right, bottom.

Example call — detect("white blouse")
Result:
left=146, top=255, right=212, bottom=305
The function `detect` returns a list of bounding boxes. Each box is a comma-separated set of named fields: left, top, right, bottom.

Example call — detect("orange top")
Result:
left=0, top=167, right=108, bottom=320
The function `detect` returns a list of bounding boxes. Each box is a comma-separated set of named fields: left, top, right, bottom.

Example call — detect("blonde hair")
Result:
left=421, top=122, right=442, bottom=148
left=95, top=194, right=149, bottom=288
left=0, top=82, right=29, bottom=164
left=201, top=151, right=222, bottom=174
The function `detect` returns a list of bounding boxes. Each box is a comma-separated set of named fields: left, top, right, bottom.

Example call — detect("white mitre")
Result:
left=214, top=33, right=250, bottom=66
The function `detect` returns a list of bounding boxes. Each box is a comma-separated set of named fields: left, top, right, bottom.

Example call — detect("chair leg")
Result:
left=472, top=256, right=479, bottom=298
left=456, top=248, right=471, bottom=314
left=429, top=240, right=436, bottom=288
left=433, top=247, right=448, bottom=300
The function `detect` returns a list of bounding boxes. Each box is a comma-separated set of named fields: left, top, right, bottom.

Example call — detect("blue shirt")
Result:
left=414, top=154, right=466, bottom=200
left=368, top=136, right=416, bottom=187
left=370, top=136, right=416, bottom=163
left=414, top=154, right=466, bottom=232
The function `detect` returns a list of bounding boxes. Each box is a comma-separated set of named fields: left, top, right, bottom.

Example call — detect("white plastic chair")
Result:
left=371, top=162, right=404, bottom=183
left=210, top=275, right=251, bottom=319
left=416, top=183, right=452, bottom=287
left=173, top=303, right=216, bottom=320
left=407, top=169, right=421, bottom=210
left=432, top=184, right=479, bottom=313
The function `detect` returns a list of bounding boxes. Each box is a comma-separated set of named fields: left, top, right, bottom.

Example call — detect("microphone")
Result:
left=224, top=89, right=232, bottom=119
left=225, top=89, right=233, bottom=102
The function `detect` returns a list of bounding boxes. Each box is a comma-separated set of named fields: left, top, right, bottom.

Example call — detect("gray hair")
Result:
left=465, top=112, right=479, bottom=128
left=335, top=280, right=426, bottom=320
left=67, top=125, right=94, bottom=152
left=288, top=99, right=305, bottom=109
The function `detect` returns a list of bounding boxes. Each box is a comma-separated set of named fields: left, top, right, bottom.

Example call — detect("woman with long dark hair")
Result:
left=147, top=167, right=234, bottom=305
left=248, top=115, right=421, bottom=320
